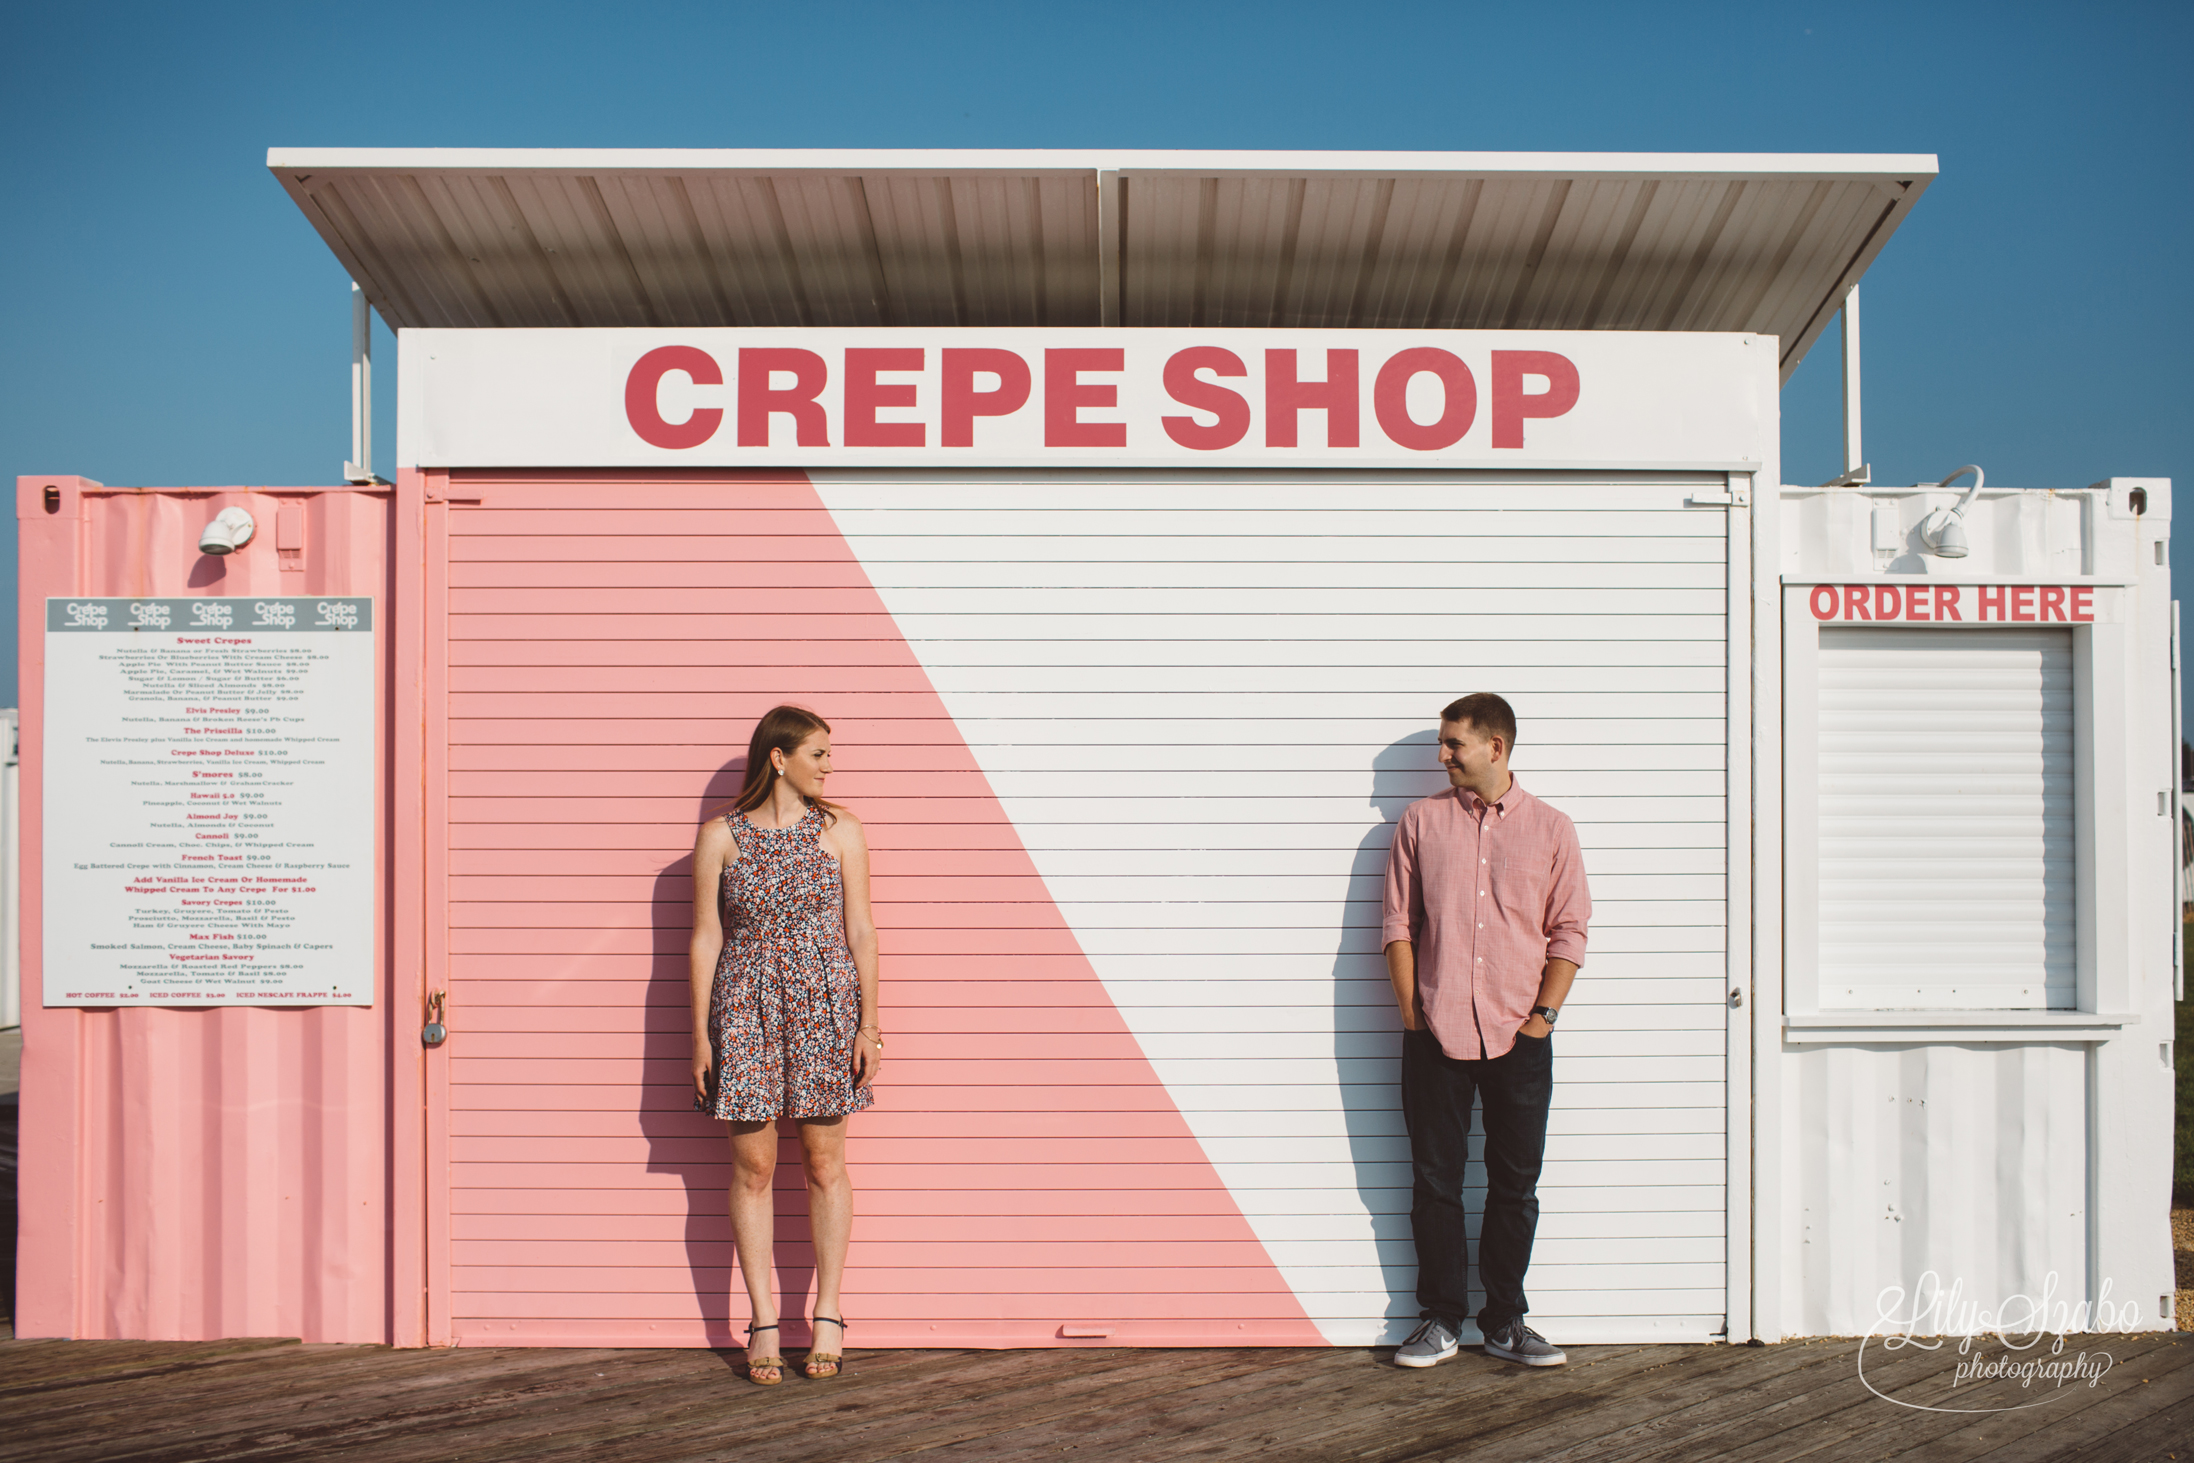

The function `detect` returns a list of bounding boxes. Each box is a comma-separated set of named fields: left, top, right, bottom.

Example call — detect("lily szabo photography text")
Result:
left=1860, top=1273, right=2147, bottom=1415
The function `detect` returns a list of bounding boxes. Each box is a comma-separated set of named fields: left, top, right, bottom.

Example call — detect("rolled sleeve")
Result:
left=1381, top=809, right=1421, bottom=948
left=1540, top=818, right=1592, bottom=967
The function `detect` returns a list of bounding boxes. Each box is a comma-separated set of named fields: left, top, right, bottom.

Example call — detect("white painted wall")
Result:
left=818, top=469, right=1741, bottom=1344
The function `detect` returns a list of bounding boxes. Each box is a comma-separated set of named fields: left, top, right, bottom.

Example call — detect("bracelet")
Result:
left=859, top=1026, right=884, bottom=1047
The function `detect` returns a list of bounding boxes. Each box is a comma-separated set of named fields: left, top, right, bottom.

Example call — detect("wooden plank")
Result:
left=0, top=1341, right=547, bottom=1461
left=1327, top=1340, right=1864, bottom=1463
left=1857, top=1333, right=2194, bottom=1463
left=731, top=1353, right=1326, bottom=1463
left=442, top=1348, right=1282, bottom=1463
left=2038, top=1354, right=2194, bottom=1461
left=1043, top=1341, right=1717, bottom=1463
left=0, top=1335, right=299, bottom=1393
left=1545, top=1338, right=1950, bottom=1461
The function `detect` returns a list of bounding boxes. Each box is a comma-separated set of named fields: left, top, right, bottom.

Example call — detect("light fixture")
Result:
left=1918, top=466, right=1982, bottom=559
left=198, top=506, right=257, bottom=556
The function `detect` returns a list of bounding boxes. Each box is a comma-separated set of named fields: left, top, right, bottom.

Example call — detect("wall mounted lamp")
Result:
left=199, top=507, right=257, bottom=556
left=1918, top=466, right=1983, bottom=559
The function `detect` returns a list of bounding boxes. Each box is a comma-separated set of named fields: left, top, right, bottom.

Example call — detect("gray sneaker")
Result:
left=1393, top=1316, right=1461, bottom=1368
left=1481, top=1318, right=1566, bottom=1366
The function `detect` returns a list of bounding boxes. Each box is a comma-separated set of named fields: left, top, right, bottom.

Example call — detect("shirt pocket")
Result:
left=1487, top=855, right=1548, bottom=916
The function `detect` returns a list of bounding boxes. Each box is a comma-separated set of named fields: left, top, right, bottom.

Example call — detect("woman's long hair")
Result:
left=725, top=704, right=840, bottom=823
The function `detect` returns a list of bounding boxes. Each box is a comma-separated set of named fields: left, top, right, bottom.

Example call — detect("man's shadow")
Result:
left=638, top=753, right=818, bottom=1355
left=1336, top=732, right=1485, bottom=1343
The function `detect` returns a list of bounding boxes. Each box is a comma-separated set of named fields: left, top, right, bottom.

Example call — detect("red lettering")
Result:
left=1264, top=349, right=1360, bottom=448
left=1875, top=585, right=1901, bottom=621
left=2011, top=585, right=2036, bottom=622
left=1978, top=586, right=2006, bottom=622
left=2070, top=587, right=2094, bottom=622
left=1372, top=348, right=1476, bottom=450
left=1160, top=347, right=1251, bottom=450
left=1845, top=585, right=1871, bottom=620
left=2039, top=585, right=2067, bottom=621
left=1935, top=586, right=1961, bottom=621
left=1809, top=584, right=1839, bottom=620
left=1044, top=349, right=1126, bottom=447
left=941, top=348, right=1031, bottom=447
left=843, top=348, right=924, bottom=447
left=1490, top=350, right=1580, bottom=449
left=736, top=348, right=830, bottom=447
left=1906, top=586, right=1931, bottom=621
left=624, top=346, right=722, bottom=449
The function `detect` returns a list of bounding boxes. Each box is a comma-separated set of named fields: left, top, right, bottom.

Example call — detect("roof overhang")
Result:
left=270, top=148, right=1936, bottom=382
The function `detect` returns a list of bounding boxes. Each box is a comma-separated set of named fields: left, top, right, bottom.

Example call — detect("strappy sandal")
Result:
left=804, top=1315, right=847, bottom=1379
left=744, top=1322, right=783, bottom=1386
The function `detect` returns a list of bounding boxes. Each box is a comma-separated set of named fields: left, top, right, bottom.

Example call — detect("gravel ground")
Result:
left=2176, top=1205, right=2193, bottom=1332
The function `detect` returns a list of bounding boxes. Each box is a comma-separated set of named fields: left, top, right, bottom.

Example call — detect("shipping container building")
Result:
left=12, top=150, right=2178, bottom=1348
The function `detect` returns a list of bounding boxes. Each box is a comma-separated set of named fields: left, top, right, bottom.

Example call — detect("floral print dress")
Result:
left=707, top=804, right=872, bottom=1121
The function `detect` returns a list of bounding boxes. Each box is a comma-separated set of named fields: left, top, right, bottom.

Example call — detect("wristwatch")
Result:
left=1531, top=1005, right=1561, bottom=1029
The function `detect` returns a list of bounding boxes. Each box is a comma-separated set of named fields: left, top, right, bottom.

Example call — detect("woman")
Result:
left=690, top=705, right=882, bottom=1385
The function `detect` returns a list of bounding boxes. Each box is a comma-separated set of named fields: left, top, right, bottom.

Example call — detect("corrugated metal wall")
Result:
left=1783, top=1041, right=2088, bottom=1337
left=15, top=482, right=392, bottom=1342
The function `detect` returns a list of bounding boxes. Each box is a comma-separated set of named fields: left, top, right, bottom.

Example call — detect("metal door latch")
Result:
left=1729, top=988, right=1744, bottom=1008
left=423, top=990, right=449, bottom=1048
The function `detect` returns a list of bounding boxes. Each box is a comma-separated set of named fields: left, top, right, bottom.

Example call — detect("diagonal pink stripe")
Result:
left=440, top=470, right=1323, bottom=1349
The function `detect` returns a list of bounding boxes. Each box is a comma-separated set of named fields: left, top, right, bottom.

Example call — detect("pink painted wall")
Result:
left=427, top=470, right=1319, bottom=1348
left=14, top=477, right=395, bottom=1342
left=14, top=470, right=1319, bottom=1348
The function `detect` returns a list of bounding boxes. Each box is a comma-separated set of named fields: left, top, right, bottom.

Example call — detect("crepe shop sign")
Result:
left=624, top=343, right=1579, bottom=453
left=398, top=328, right=1766, bottom=468
left=1808, top=584, right=2097, bottom=623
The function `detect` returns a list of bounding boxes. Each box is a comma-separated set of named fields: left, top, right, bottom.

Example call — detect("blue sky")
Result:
left=2, top=1, right=2189, bottom=717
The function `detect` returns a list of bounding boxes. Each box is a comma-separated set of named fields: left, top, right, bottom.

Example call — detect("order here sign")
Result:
left=396, top=328, right=1773, bottom=470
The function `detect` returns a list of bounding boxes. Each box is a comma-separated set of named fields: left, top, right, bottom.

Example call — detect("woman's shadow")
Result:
left=637, top=753, right=817, bottom=1356
left=1336, top=731, right=1474, bottom=1344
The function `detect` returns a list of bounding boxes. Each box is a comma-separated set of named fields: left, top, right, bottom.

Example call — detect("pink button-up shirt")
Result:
left=1381, top=777, right=1591, bottom=1059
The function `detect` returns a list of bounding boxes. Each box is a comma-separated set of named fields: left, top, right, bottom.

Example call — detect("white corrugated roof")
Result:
left=269, top=148, right=1935, bottom=380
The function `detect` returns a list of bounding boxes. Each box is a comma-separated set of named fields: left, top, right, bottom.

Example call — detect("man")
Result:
left=1381, top=692, right=1590, bottom=1368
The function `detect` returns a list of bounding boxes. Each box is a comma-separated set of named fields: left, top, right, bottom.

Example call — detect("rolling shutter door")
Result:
left=433, top=469, right=1734, bottom=1346
left=1817, top=626, right=2075, bottom=1009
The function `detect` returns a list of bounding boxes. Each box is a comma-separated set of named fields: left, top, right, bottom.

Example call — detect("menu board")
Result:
left=43, top=597, right=376, bottom=1006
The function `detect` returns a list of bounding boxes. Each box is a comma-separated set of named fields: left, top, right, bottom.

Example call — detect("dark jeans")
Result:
left=1401, top=1025, right=1553, bottom=1333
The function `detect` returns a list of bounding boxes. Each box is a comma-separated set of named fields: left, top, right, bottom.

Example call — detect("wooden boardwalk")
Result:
left=3, top=1325, right=2188, bottom=1462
